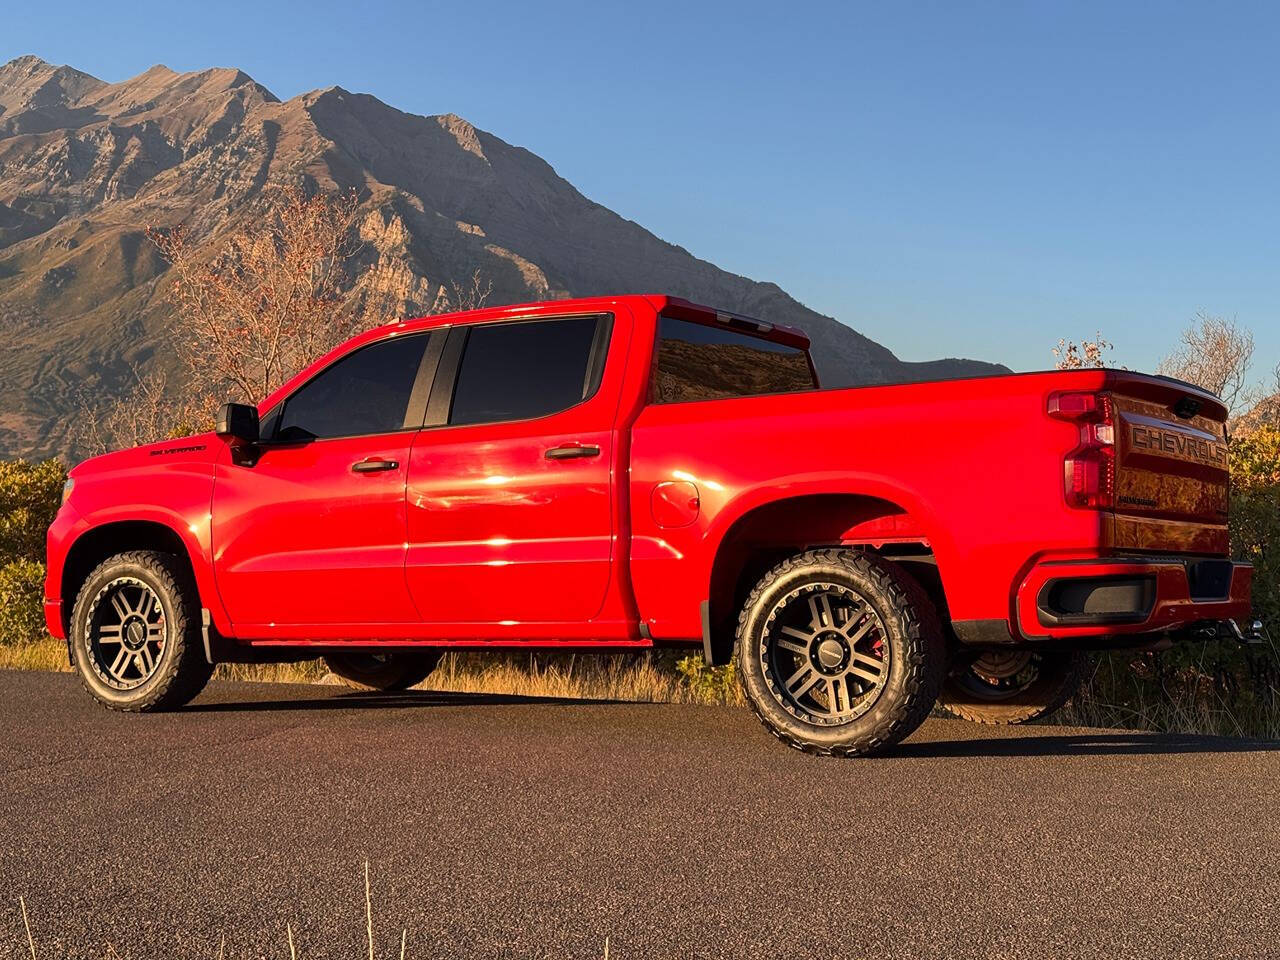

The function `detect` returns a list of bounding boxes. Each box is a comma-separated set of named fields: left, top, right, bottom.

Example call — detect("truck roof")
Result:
left=387, top=294, right=811, bottom=350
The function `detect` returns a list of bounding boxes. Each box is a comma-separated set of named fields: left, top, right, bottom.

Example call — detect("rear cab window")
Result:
left=651, top=315, right=817, bottom=403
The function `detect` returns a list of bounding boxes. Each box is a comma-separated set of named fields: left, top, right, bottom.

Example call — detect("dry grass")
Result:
left=422, top=651, right=732, bottom=704
left=5, top=639, right=1277, bottom=738
left=0, top=641, right=71, bottom=673
left=1054, top=645, right=1280, bottom=740
left=0, top=639, right=739, bottom=706
left=216, top=657, right=329, bottom=685
left=221, top=648, right=735, bottom=705
left=1057, top=692, right=1280, bottom=740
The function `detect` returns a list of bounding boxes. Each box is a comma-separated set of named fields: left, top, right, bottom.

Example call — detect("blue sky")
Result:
left=7, top=0, right=1278, bottom=377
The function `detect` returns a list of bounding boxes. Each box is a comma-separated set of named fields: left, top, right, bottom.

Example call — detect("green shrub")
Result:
left=1229, top=425, right=1280, bottom=628
left=0, top=558, right=47, bottom=646
left=674, top=654, right=739, bottom=705
left=1067, top=424, right=1280, bottom=737
left=0, top=459, right=66, bottom=566
left=0, top=459, right=64, bottom=645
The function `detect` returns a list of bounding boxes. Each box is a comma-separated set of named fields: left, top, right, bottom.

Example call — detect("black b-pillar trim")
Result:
left=424, top=327, right=468, bottom=427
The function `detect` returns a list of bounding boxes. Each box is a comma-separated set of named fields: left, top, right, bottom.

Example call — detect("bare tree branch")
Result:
left=146, top=184, right=367, bottom=405
left=1053, top=333, right=1113, bottom=369
left=1156, top=312, right=1254, bottom=414
left=76, top=368, right=216, bottom=457
left=77, top=186, right=498, bottom=453
left=440, top=268, right=494, bottom=314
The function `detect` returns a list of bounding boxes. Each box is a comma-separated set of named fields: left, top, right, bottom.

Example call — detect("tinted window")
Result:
left=275, top=334, right=429, bottom=440
left=449, top=316, right=605, bottom=426
left=652, top=316, right=816, bottom=403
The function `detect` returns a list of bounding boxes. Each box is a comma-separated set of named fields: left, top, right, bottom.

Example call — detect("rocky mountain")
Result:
left=0, top=55, right=1007, bottom=458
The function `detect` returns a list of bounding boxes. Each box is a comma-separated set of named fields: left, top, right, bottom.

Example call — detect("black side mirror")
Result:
left=216, top=403, right=260, bottom=445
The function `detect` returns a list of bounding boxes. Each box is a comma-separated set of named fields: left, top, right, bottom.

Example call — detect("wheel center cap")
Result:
left=124, top=619, right=146, bottom=649
left=816, top=636, right=846, bottom=670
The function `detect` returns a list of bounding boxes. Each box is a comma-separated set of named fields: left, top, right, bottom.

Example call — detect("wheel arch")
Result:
left=701, top=486, right=952, bottom=665
left=60, top=519, right=209, bottom=636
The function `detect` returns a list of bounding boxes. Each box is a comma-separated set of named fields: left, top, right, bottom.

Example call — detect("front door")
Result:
left=405, top=313, right=617, bottom=624
left=211, top=331, right=439, bottom=631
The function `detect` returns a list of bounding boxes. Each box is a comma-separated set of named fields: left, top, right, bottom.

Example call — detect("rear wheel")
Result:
left=736, top=549, right=945, bottom=757
left=938, top=649, right=1087, bottom=724
left=324, top=651, right=442, bottom=692
left=70, top=550, right=213, bottom=712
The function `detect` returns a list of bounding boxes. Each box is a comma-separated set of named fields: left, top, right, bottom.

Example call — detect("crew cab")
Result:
left=45, top=295, right=1260, bottom=755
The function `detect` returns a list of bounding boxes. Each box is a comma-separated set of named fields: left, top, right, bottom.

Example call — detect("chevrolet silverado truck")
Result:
left=45, top=295, right=1262, bottom=756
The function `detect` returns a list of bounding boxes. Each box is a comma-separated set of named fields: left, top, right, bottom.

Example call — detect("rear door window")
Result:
left=447, top=315, right=608, bottom=426
left=651, top=316, right=816, bottom=403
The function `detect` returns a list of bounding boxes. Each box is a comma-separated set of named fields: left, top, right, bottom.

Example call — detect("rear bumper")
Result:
left=1014, top=557, right=1252, bottom=642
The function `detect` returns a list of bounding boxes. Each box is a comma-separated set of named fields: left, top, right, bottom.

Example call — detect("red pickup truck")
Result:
left=45, top=295, right=1259, bottom=755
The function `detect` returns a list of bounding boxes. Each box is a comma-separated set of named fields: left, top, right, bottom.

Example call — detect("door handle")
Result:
left=545, top=443, right=601, bottom=460
left=351, top=457, right=399, bottom=473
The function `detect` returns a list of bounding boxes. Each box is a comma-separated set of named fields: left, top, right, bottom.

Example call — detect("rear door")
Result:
left=404, top=313, right=617, bottom=624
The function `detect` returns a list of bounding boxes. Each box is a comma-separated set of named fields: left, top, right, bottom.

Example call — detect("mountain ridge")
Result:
left=0, top=55, right=1008, bottom=458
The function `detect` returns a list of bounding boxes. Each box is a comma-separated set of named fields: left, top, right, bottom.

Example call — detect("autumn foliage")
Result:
left=147, top=184, right=368, bottom=405
left=80, top=185, right=396, bottom=455
left=1052, top=333, right=1114, bottom=369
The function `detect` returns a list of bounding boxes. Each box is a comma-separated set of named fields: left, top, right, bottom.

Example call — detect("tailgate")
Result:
left=1108, top=375, right=1230, bottom=554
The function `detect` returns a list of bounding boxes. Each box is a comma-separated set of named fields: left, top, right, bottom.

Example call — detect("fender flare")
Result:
left=60, top=506, right=233, bottom=638
left=696, top=473, right=957, bottom=663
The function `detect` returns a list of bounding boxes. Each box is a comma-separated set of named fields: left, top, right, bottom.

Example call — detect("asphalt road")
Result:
left=2, top=671, right=1278, bottom=960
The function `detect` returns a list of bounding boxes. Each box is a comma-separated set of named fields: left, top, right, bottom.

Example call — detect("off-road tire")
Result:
left=938, top=650, right=1088, bottom=725
left=70, top=550, right=213, bottom=712
left=736, top=548, right=945, bottom=757
left=324, top=651, right=442, bottom=692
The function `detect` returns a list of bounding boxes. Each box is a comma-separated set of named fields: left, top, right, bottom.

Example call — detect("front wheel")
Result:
left=324, top=651, right=442, bottom=692
left=736, top=549, right=945, bottom=757
left=70, top=550, right=213, bottom=712
left=937, top=650, right=1088, bottom=725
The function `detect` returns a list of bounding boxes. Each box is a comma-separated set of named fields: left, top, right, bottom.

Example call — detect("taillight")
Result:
left=1048, top=391, right=1115, bottom=509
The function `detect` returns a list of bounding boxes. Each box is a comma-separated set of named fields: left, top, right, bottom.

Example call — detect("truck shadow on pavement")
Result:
left=181, top=688, right=627, bottom=712
left=892, top=731, right=1280, bottom=758
left=180, top=689, right=1279, bottom=757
